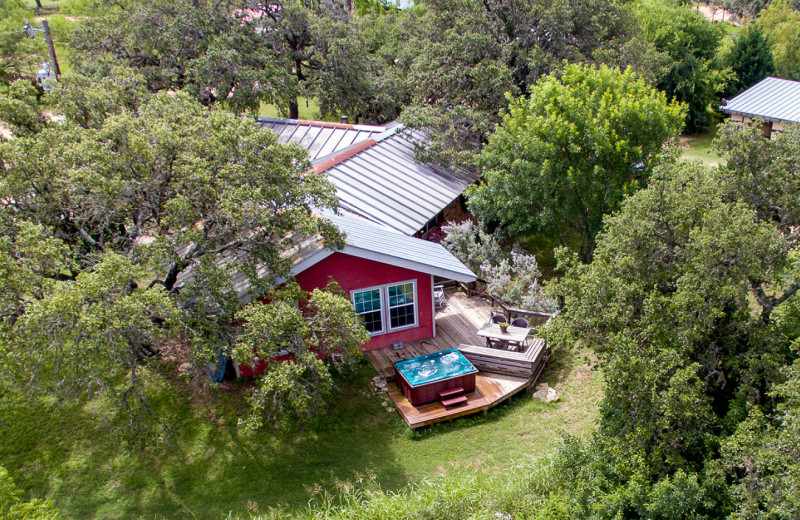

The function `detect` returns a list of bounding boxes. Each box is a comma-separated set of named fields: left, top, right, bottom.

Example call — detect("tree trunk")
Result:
left=35, top=0, right=43, bottom=7
left=289, top=99, right=299, bottom=120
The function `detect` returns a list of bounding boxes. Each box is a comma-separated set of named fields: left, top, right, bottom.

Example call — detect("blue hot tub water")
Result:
left=394, top=348, right=477, bottom=387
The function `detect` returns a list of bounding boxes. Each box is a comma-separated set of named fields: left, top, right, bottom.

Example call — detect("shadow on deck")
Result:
left=366, top=288, right=551, bottom=429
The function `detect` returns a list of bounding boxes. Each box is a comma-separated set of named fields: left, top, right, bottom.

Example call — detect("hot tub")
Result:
left=394, top=349, right=477, bottom=406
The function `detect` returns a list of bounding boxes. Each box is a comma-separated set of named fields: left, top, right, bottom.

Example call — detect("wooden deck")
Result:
left=367, top=288, right=494, bottom=380
left=387, top=372, right=530, bottom=429
left=367, top=288, right=551, bottom=429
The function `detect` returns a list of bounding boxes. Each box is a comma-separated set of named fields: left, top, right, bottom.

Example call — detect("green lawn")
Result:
left=259, top=98, right=323, bottom=120
left=679, top=126, right=724, bottom=167
left=24, top=0, right=61, bottom=8
left=0, top=347, right=601, bottom=519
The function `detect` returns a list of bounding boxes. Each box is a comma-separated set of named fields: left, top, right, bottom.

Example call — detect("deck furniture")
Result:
left=490, top=314, right=508, bottom=324
left=477, top=322, right=531, bottom=351
left=510, top=317, right=529, bottom=328
left=434, top=284, right=447, bottom=309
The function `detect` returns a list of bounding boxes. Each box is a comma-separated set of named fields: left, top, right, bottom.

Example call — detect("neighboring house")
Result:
left=260, top=117, right=478, bottom=237
left=720, top=77, right=800, bottom=138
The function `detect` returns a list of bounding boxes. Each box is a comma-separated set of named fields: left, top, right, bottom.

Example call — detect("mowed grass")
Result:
left=680, top=126, right=724, bottom=167
left=0, top=347, right=601, bottom=519
left=259, top=98, right=322, bottom=120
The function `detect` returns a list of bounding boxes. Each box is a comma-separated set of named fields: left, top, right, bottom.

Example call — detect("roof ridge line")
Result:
left=257, top=116, right=387, bottom=132
left=313, top=138, right=378, bottom=173
left=312, top=126, right=404, bottom=173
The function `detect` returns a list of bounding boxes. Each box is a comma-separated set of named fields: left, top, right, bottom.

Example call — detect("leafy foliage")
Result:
left=235, top=280, right=369, bottom=430
left=399, top=0, right=633, bottom=167
left=720, top=358, right=800, bottom=519
left=0, top=0, right=47, bottom=84
left=635, top=1, right=730, bottom=131
left=470, top=63, right=685, bottom=262
left=542, top=121, right=800, bottom=516
left=725, top=24, right=776, bottom=96
left=440, top=220, right=556, bottom=312
left=0, top=79, right=354, bottom=439
left=758, top=0, right=800, bottom=80
left=0, top=466, right=60, bottom=520
left=67, top=0, right=407, bottom=121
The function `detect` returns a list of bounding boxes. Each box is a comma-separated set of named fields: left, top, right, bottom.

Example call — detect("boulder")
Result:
left=532, top=383, right=559, bottom=402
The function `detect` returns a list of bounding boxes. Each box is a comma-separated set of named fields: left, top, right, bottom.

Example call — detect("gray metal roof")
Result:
left=721, top=77, right=800, bottom=123
left=315, top=127, right=479, bottom=235
left=316, top=209, right=477, bottom=283
left=258, top=117, right=386, bottom=162
left=173, top=210, right=477, bottom=304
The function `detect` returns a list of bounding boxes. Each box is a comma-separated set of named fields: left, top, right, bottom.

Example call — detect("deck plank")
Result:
left=365, top=288, right=551, bottom=428
left=386, top=372, right=529, bottom=429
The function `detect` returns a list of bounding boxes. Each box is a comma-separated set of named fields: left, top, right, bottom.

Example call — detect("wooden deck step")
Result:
left=441, top=394, right=468, bottom=408
left=438, top=386, right=464, bottom=399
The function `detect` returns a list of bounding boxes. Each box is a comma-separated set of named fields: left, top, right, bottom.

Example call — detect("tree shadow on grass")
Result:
left=0, top=364, right=411, bottom=520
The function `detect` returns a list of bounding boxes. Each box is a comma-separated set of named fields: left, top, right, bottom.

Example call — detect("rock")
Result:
left=381, top=400, right=390, bottom=407
left=372, top=376, right=387, bottom=390
left=386, top=407, right=395, bottom=413
left=532, top=383, right=559, bottom=403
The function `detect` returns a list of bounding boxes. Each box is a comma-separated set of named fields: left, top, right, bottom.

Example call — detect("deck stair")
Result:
left=439, top=386, right=468, bottom=408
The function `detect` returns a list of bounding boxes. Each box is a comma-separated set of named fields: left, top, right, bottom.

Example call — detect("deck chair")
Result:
left=433, top=285, right=447, bottom=309
left=490, top=314, right=508, bottom=324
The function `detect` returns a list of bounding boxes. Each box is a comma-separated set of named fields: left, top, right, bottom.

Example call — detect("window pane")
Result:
left=388, top=283, right=414, bottom=307
left=361, top=310, right=382, bottom=333
left=353, top=289, right=380, bottom=314
left=353, top=289, right=382, bottom=333
left=390, top=304, right=415, bottom=328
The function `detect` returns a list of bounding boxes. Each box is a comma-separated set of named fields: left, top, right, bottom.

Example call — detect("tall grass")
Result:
left=239, top=455, right=560, bottom=520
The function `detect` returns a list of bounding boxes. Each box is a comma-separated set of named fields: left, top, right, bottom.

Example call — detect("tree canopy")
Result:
left=0, top=75, right=367, bottom=441
left=635, top=1, right=729, bottom=131
left=470, top=63, right=685, bottom=262
left=725, top=24, right=776, bottom=96
left=758, top=0, right=800, bottom=80
left=541, top=120, right=800, bottom=517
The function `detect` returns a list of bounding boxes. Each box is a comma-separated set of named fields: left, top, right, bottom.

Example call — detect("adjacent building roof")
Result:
left=174, top=210, right=477, bottom=305
left=258, top=117, right=386, bottom=163
left=721, top=77, right=800, bottom=123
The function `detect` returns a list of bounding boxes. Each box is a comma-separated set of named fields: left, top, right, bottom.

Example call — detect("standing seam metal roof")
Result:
left=316, top=209, right=476, bottom=282
left=720, top=77, right=800, bottom=123
left=258, top=117, right=386, bottom=162
left=316, top=128, right=478, bottom=235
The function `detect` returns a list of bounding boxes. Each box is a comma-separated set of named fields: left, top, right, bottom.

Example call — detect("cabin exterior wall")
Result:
left=294, top=252, right=434, bottom=351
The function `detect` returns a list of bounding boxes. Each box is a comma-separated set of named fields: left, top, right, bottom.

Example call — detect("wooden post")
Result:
left=41, top=20, right=60, bottom=77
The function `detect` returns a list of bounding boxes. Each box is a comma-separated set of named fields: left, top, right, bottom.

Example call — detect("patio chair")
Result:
left=490, top=314, right=508, bottom=324
left=510, top=317, right=529, bottom=328
left=433, top=284, right=447, bottom=309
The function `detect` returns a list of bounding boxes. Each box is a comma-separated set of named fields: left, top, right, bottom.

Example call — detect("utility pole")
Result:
left=23, top=20, right=60, bottom=78
left=40, top=20, right=60, bottom=77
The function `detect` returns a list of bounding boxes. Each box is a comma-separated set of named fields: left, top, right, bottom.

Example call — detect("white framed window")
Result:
left=352, top=288, right=384, bottom=334
left=351, top=280, right=417, bottom=335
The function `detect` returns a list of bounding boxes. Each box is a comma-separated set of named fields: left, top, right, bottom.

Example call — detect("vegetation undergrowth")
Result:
left=1, top=349, right=601, bottom=519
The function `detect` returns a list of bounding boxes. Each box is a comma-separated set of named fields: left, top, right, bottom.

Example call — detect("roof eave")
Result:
left=720, top=107, right=798, bottom=124
left=339, top=245, right=477, bottom=283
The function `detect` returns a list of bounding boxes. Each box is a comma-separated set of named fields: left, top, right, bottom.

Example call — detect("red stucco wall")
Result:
left=294, top=252, right=434, bottom=351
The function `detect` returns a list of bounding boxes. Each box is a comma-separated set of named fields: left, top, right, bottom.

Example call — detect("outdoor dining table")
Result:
left=476, top=322, right=531, bottom=351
